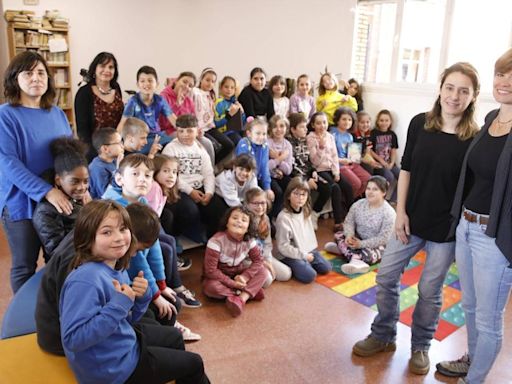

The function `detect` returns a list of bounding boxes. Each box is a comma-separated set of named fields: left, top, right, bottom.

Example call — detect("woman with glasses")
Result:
left=0, top=51, right=72, bottom=292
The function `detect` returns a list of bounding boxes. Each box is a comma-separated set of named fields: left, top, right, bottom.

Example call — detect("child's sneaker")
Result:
left=324, top=241, right=341, bottom=255
left=177, top=256, right=192, bottom=271
left=252, top=288, right=265, bottom=301
left=341, top=258, right=370, bottom=274
left=226, top=295, right=244, bottom=317
left=175, top=321, right=201, bottom=341
left=177, top=288, right=202, bottom=308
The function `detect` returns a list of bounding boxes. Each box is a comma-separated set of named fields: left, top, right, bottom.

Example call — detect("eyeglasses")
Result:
left=291, top=190, right=308, bottom=198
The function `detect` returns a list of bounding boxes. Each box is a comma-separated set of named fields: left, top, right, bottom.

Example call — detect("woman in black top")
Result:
left=237, top=67, right=275, bottom=121
left=352, top=62, right=480, bottom=376
left=74, top=52, right=123, bottom=160
left=437, top=49, right=512, bottom=384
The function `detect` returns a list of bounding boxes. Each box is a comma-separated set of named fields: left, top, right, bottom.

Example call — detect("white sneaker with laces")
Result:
left=175, top=321, right=201, bottom=341
left=341, top=258, right=370, bottom=275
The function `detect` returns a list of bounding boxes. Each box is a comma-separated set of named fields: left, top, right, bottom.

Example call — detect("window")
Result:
left=351, top=0, right=512, bottom=91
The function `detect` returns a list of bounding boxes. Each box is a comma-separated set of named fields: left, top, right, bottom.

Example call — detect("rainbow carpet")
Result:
left=316, top=250, right=465, bottom=341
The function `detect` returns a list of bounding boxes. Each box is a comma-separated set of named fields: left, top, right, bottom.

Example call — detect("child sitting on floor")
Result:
left=275, top=177, right=332, bottom=283
left=121, top=117, right=161, bottom=158
left=324, top=175, right=396, bottom=274
left=245, top=187, right=291, bottom=287
left=33, top=137, right=91, bottom=260
left=203, top=205, right=267, bottom=317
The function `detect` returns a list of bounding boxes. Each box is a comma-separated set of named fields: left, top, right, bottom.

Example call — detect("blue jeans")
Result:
left=456, top=211, right=512, bottom=384
left=281, top=250, right=331, bottom=284
left=1, top=208, right=42, bottom=293
left=370, top=235, right=455, bottom=350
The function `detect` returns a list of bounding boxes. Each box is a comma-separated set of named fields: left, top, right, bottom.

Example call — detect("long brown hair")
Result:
left=245, top=187, right=270, bottom=239
left=283, top=176, right=312, bottom=218
left=71, top=200, right=136, bottom=271
left=3, top=51, right=56, bottom=109
left=153, top=154, right=180, bottom=204
left=425, top=62, right=480, bottom=140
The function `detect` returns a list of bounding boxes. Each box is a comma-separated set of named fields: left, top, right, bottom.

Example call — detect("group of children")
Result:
left=28, top=64, right=404, bottom=383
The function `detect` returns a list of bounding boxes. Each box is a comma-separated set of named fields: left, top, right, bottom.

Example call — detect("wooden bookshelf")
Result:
left=6, top=22, right=74, bottom=126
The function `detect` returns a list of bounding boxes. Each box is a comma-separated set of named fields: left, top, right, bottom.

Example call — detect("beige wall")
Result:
left=1, top=0, right=357, bottom=97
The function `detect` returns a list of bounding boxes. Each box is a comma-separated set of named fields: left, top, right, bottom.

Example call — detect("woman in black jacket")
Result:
left=74, top=52, right=123, bottom=160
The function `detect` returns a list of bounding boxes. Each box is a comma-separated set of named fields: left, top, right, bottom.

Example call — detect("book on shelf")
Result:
left=55, top=89, right=69, bottom=109
left=54, top=69, right=68, bottom=87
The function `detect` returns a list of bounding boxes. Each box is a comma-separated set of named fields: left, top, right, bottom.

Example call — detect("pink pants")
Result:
left=203, top=264, right=267, bottom=299
left=340, top=164, right=371, bottom=197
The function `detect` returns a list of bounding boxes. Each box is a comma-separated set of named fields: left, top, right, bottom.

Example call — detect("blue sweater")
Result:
left=235, top=138, right=271, bottom=190
left=60, top=261, right=150, bottom=384
left=0, top=104, right=71, bottom=220
left=88, top=156, right=116, bottom=199
left=102, top=185, right=165, bottom=297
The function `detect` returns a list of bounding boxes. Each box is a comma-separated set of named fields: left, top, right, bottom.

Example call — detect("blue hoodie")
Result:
left=235, top=137, right=271, bottom=190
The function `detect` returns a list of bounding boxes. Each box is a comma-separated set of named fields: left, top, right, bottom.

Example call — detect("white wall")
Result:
left=1, top=0, right=357, bottom=97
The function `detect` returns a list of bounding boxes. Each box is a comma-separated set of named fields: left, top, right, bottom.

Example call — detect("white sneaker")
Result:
left=341, top=259, right=370, bottom=275
left=311, top=211, right=320, bottom=230
left=175, top=321, right=201, bottom=341
left=324, top=242, right=341, bottom=255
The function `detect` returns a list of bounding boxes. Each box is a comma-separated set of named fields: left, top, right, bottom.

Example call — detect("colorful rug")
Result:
left=316, top=250, right=465, bottom=341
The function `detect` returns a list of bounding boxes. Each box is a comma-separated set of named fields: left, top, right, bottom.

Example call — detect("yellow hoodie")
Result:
left=316, top=90, right=358, bottom=125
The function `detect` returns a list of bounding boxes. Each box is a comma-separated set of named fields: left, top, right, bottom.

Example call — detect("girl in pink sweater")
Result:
left=306, top=112, right=353, bottom=231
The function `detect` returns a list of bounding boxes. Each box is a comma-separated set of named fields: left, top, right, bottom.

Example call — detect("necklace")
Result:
left=97, top=85, right=112, bottom=95
left=497, top=114, right=512, bottom=125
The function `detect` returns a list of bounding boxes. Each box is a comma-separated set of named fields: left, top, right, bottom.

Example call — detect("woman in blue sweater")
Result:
left=0, top=51, right=72, bottom=292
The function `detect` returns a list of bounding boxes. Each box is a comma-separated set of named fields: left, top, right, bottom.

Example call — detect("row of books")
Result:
left=55, top=89, right=70, bottom=109
left=4, top=9, right=68, bottom=29
left=14, top=47, right=68, bottom=66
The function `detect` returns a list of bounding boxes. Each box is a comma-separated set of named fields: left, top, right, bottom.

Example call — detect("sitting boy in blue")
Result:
left=88, top=128, right=124, bottom=199
left=117, top=66, right=177, bottom=155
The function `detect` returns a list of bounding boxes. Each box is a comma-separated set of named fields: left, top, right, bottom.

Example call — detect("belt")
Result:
left=463, top=209, right=489, bottom=225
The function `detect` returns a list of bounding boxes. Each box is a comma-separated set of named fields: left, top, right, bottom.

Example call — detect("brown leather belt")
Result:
left=463, top=210, right=489, bottom=225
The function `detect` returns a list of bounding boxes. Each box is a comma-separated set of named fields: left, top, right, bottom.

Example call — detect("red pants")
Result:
left=203, top=264, right=267, bottom=299
left=340, top=163, right=371, bottom=197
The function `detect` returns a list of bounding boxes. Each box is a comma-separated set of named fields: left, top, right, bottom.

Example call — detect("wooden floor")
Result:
left=0, top=219, right=511, bottom=383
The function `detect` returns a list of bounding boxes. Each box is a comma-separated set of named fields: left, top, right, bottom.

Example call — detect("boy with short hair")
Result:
left=117, top=66, right=177, bottom=155
left=103, top=154, right=201, bottom=337
left=121, top=117, right=161, bottom=158
left=162, top=114, right=223, bottom=238
left=88, top=127, right=124, bottom=199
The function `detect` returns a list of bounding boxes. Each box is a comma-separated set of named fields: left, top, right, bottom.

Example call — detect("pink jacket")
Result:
left=306, top=131, right=339, bottom=176
left=159, top=82, right=196, bottom=135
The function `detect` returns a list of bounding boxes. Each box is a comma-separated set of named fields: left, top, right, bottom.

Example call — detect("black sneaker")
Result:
left=177, top=256, right=192, bottom=271
left=177, top=289, right=202, bottom=308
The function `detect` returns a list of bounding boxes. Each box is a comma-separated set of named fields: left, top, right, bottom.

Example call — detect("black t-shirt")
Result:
left=401, top=113, right=473, bottom=242
left=464, top=131, right=508, bottom=214
left=370, top=129, right=399, bottom=163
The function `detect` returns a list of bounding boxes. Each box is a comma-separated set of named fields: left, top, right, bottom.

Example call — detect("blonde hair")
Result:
left=268, top=114, right=290, bottom=137
left=121, top=117, right=149, bottom=139
left=318, top=72, right=338, bottom=95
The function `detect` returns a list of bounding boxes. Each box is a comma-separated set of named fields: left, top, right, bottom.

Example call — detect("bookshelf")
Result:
left=5, top=11, right=74, bottom=126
